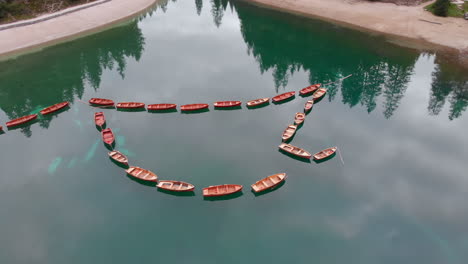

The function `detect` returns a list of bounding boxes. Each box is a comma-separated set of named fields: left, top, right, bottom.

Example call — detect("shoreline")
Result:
left=0, top=0, right=158, bottom=61
left=243, top=0, right=468, bottom=66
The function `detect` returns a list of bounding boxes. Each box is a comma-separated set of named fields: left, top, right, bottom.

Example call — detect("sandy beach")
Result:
left=244, top=0, right=468, bottom=60
left=0, top=0, right=157, bottom=60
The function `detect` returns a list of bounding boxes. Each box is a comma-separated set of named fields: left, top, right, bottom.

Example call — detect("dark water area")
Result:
left=0, top=0, right=467, bottom=263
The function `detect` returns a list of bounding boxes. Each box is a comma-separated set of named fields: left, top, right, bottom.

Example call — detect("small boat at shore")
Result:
left=94, top=112, right=105, bottom=127
left=313, top=147, right=337, bottom=160
left=294, top=112, right=306, bottom=125
left=126, top=166, right=158, bottom=182
left=147, top=104, right=177, bottom=110
left=246, top=97, right=269, bottom=107
left=108, top=150, right=128, bottom=166
left=40, top=101, right=69, bottom=115
left=272, top=91, right=295, bottom=103
left=304, top=100, right=314, bottom=112
left=157, top=180, right=195, bottom=192
left=203, top=184, right=243, bottom=197
left=214, top=101, right=241, bottom=108
left=278, top=143, right=312, bottom=159
left=181, top=104, right=209, bottom=111
left=89, top=98, right=115, bottom=106
left=101, top=128, right=115, bottom=145
left=6, top=114, right=38, bottom=128
left=299, top=84, right=321, bottom=96
left=116, top=102, right=145, bottom=109
left=282, top=124, right=297, bottom=142
left=251, top=173, right=287, bottom=193
left=312, top=88, right=327, bottom=101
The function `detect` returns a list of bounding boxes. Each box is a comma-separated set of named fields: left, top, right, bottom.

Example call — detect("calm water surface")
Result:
left=1, top=0, right=468, bottom=263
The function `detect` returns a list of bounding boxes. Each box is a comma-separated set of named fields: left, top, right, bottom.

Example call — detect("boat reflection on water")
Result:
left=203, top=191, right=243, bottom=201
left=181, top=108, right=210, bottom=114
left=125, top=173, right=157, bottom=188
left=278, top=149, right=311, bottom=163
left=157, top=188, right=196, bottom=197
left=148, top=108, right=178, bottom=114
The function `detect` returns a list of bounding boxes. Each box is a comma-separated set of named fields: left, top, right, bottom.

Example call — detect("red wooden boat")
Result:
left=304, top=100, right=314, bottom=112
left=147, top=104, right=177, bottom=110
left=294, top=112, right=306, bottom=125
left=101, top=128, right=115, bottom=145
left=299, top=83, right=321, bottom=96
left=0, top=126, right=2, bottom=131
left=40, top=101, right=69, bottom=115
left=214, top=101, right=241, bottom=108
left=89, top=98, right=115, bottom=106
left=282, top=125, right=297, bottom=142
left=272, top=91, right=295, bottom=103
left=313, top=147, right=337, bottom=160
left=6, top=114, right=38, bottom=128
left=203, top=184, right=243, bottom=197
left=251, top=173, right=287, bottom=193
left=94, top=112, right=105, bottom=127
left=108, top=150, right=128, bottom=166
left=312, top=88, right=327, bottom=101
left=116, top=102, right=145, bottom=109
left=278, top=143, right=312, bottom=159
left=126, top=166, right=158, bottom=182
left=157, top=180, right=195, bottom=192
left=246, top=97, right=269, bottom=107
left=180, top=104, right=209, bottom=111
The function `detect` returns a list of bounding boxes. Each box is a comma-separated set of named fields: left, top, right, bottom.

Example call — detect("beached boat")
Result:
left=157, top=180, right=195, bottom=192
left=313, top=147, right=337, bottom=160
left=101, top=128, right=115, bottom=145
left=214, top=101, right=242, bottom=108
left=116, top=102, right=145, bottom=109
left=180, top=104, right=209, bottom=111
left=89, top=98, right=115, bottom=106
left=251, top=173, right=287, bottom=193
left=108, top=150, right=128, bottom=166
left=294, top=112, right=306, bottom=125
left=40, top=101, right=69, bottom=115
left=6, top=114, right=38, bottom=128
left=246, top=97, right=269, bottom=107
left=203, top=184, right=243, bottom=197
left=312, top=88, right=327, bottom=101
left=299, top=84, right=321, bottom=96
left=282, top=125, right=297, bottom=142
left=94, top=112, right=105, bottom=127
left=0, top=126, right=2, bottom=131
left=126, top=166, right=158, bottom=182
left=304, top=100, right=314, bottom=112
left=147, top=104, right=177, bottom=110
left=278, top=143, right=312, bottom=159
left=272, top=91, right=295, bottom=103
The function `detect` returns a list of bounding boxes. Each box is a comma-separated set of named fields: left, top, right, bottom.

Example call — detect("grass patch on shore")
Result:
left=425, top=1, right=468, bottom=18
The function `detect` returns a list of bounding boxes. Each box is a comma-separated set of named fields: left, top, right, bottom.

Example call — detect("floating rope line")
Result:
left=337, top=146, right=345, bottom=166
left=323, top=74, right=352, bottom=86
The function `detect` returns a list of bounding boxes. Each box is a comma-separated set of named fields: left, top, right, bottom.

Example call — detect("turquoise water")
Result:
left=1, top=0, right=468, bottom=263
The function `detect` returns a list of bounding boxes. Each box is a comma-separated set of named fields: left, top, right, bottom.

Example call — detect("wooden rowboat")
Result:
left=108, top=150, right=128, bottom=166
left=312, top=88, right=327, bottom=101
left=101, top=128, right=115, bottom=145
left=278, top=143, right=312, bottom=159
left=40, top=101, right=69, bottom=115
left=157, top=180, right=195, bottom=192
left=6, top=114, right=38, bottom=128
left=299, top=84, right=321, bottom=96
left=282, top=125, right=297, bottom=142
left=304, top=100, right=314, bottom=112
left=313, top=147, right=337, bottom=160
left=214, top=101, right=241, bottom=108
left=272, top=91, right=295, bottom=103
left=147, top=104, right=177, bottom=110
left=203, top=184, right=242, bottom=197
left=294, top=112, right=306, bottom=125
left=181, top=104, right=209, bottom=111
left=246, top=97, right=269, bottom=107
left=89, top=98, right=115, bottom=106
left=251, top=173, right=287, bottom=193
left=126, top=166, right=158, bottom=182
left=94, top=112, right=105, bottom=127
left=116, top=102, right=145, bottom=109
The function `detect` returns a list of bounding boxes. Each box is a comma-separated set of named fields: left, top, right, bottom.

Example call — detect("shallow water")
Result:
left=0, top=0, right=467, bottom=263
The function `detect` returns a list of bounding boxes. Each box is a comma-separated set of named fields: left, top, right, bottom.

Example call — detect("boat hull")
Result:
left=94, top=112, right=106, bottom=127
left=251, top=173, right=287, bottom=193
left=6, top=114, right=38, bottom=128
left=246, top=98, right=269, bottom=107
left=312, top=88, right=327, bottom=101
left=272, top=91, right=295, bottom=103
left=181, top=104, right=209, bottom=111
left=299, top=84, right=321, bottom=96
left=147, top=104, right=177, bottom=110
left=89, top=98, right=115, bottom=106
left=40, top=102, right=69, bottom=115
left=157, top=180, right=195, bottom=192
left=116, top=102, right=145, bottom=109
left=214, top=101, right=242, bottom=108
left=282, top=125, right=297, bottom=142
left=108, top=150, right=128, bottom=166
left=313, top=147, right=337, bottom=160
left=126, top=166, right=158, bottom=182
left=294, top=113, right=305, bottom=125
left=278, top=143, right=311, bottom=159
left=203, top=184, right=243, bottom=197
left=304, top=100, right=314, bottom=112
left=101, top=128, right=115, bottom=145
